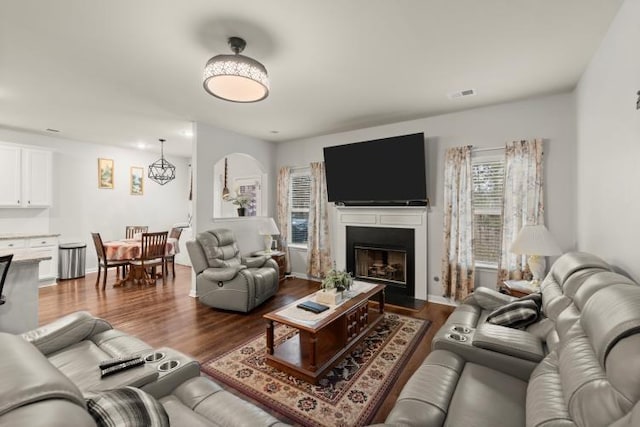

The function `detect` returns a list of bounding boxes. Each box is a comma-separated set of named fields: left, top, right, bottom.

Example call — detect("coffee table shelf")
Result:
left=264, top=283, right=385, bottom=384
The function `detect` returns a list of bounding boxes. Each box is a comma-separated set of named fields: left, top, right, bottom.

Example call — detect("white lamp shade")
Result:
left=510, top=225, right=562, bottom=256
left=259, top=218, right=280, bottom=236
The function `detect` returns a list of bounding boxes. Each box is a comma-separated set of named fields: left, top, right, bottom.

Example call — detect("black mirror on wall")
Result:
left=636, top=91, right=640, bottom=110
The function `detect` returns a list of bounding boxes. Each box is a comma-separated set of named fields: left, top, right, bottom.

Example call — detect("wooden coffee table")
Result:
left=264, top=282, right=385, bottom=384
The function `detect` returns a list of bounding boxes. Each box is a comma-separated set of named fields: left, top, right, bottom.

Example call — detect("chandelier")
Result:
left=203, top=36, right=269, bottom=103
left=148, top=139, right=175, bottom=185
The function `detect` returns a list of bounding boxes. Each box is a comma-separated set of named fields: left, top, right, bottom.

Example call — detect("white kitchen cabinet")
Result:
left=23, top=149, right=52, bottom=207
left=0, top=144, right=52, bottom=208
left=0, top=146, right=22, bottom=207
left=29, top=236, right=58, bottom=284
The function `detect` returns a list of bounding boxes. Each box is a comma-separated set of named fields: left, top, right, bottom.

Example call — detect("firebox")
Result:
left=355, top=246, right=406, bottom=285
left=346, top=226, right=414, bottom=297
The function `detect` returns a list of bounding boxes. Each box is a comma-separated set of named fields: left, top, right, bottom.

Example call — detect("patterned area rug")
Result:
left=201, top=313, right=430, bottom=427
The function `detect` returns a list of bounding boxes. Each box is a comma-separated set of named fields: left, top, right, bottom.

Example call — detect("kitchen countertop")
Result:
left=0, top=233, right=60, bottom=241
left=0, top=249, right=52, bottom=264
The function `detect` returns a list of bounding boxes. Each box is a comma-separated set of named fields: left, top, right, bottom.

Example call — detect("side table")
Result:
left=253, top=250, right=286, bottom=284
left=501, top=280, right=538, bottom=298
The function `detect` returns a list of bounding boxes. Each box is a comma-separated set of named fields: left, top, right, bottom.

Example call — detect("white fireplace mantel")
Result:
left=334, top=206, right=428, bottom=300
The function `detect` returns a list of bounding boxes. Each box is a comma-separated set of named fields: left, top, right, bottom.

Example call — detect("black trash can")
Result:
left=58, top=243, right=86, bottom=280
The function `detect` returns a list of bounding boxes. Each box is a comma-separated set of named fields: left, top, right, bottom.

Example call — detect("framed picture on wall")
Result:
left=98, top=158, right=114, bottom=189
left=130, top=166, right=144, bottom=195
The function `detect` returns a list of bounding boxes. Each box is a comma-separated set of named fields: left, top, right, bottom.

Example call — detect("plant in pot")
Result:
left=230, top=193, right=251, bottom=216
left=317, top=267, right=353, bottom=305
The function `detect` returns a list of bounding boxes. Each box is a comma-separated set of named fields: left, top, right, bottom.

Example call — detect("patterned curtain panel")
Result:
left=307, top=162, right=332, bottom=278
left=441, top=146, right=475, bottom=301
left=497, top=139, right=544, bottom=284
left=276, top=167, right=291, bottom=273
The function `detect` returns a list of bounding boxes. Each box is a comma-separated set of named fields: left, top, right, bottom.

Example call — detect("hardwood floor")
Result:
left=39, top=265, right=454, bottom=424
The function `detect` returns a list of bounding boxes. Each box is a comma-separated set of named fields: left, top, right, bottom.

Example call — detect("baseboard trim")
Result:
left=427, top=295, right=458, bottom=307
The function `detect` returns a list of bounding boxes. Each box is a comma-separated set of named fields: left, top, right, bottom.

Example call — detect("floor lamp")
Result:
left=510, top=224, right=562, bottom=286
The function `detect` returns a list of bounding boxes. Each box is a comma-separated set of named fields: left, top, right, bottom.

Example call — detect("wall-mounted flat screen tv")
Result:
left=323, top=132, right=427, bottom=205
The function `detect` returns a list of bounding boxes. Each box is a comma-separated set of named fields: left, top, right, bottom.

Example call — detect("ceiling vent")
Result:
left=448, top=89, right=476, bottom=99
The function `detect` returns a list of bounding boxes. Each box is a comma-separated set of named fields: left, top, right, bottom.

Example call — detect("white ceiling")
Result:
left=0, top=1, right=623, bottom=157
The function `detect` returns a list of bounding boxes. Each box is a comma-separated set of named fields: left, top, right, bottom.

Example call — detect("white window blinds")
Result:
left=472, top=158, right=505, bottom=266
left=289, top=172, right=311, bottom=245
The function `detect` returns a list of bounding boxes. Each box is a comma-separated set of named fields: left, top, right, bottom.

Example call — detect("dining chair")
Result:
left=125, top=226, right=149, bottom=239
left=91, top=233, right=129, bottom=290
left=0, top=254, right=14, bottom=305
left=164, top=227, right=183, bottom=278
left=129, top=231, right=168, bottom=286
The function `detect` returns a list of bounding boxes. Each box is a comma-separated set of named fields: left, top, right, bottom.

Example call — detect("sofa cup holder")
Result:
left=445, top=333, right=468, bottom=342
left=158, top=360, right=180, bottom=372
left=451, top=325, right=471, bottom=334
left=144, top=351, right=166, bottom=363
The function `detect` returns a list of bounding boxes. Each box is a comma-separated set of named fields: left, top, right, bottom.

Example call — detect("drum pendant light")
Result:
left=203, top=36, right=270, bottom=103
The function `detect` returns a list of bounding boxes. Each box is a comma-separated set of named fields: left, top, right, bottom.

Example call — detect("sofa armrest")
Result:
left=463, top=287, right=516, bottom=310
left=168, top=377, right=290, bottom=426
left=201, top=267, right=244, bottom=283
left=472, top=323, right=545, bottom=362
left=0, top=333, right=87, bottom=416
left=21, top=311, right=112, bottom=356
left=242, top=255, right=268, bottom=268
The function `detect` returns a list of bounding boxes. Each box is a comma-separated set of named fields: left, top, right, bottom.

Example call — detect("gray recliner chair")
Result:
left=186, top=229, right=279, bottom=312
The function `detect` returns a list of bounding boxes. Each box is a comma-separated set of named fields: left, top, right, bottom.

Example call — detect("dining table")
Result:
left=103, top=237, right=179, bottom=286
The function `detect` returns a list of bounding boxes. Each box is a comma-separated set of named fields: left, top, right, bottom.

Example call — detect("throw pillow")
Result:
left=519, top=292, right=542, bottom=310
left=487, top=299, right=540, bottom=329
left=86, top=387, right=169, bottom=427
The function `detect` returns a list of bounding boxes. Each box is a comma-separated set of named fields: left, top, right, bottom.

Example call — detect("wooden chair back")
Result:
left=169, top=227, right=183, bottom=240
left=91, top=232, right=107, bottom=262
left=140, top=232, right=168, bottom=261
left=126, top=226, right=149, bottom=239
left=0, top=254, right=13, bottom=305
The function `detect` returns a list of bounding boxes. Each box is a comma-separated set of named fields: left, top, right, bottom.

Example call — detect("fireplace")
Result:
left=346, top=226, right=415, bottom=298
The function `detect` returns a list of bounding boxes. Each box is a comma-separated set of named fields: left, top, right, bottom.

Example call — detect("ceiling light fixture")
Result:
left=148, top=138, right=175, bottom=185
left=203, top=36, right=269, bottom=103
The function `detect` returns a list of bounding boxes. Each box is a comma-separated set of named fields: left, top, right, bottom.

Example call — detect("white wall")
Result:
left=0, top=128, right=191, bottom=272
left=575, top=0, right=640, bottom=280
left=192, top=122, right=276, bottom=256
left=276, top=93, right=577, bottom=299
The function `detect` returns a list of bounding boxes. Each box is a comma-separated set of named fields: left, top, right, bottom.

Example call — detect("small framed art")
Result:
left=130, top=166, right=144, bottom=195
left=98, top=158, right=114, bottom=189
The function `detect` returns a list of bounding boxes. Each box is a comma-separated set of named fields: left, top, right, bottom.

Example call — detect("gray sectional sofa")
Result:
left=0, top=311, right=289, bottom=427
left=382, top=252, right=640, bottom=426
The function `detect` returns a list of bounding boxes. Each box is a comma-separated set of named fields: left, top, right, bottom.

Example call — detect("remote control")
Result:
left=99, top=355, right=142, bottom=370
left=100, top=358, right=145, bottom=378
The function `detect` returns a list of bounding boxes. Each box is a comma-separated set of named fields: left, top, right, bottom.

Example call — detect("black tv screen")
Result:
left=323, top=133, right=427, bottom=204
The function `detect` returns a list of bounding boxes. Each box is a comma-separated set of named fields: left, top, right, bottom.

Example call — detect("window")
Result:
left=289, top=171, right=311, bottom=246
left=472, top=156, right=505, bottom=267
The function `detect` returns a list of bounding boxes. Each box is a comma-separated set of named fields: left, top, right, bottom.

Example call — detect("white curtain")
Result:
left=441, top=146, right=475, bottom=301
left=497, top=139, right=544, bottom=283
left=306, top=162, right=332, bottom=278
left=276, top=167, right=291, bottom=273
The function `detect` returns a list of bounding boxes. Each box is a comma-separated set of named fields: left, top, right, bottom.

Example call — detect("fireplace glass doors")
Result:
left=355, top=246, right=407, bottom=286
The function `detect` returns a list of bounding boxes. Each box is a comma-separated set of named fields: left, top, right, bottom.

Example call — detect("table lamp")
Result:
left=259, top=218, right=280, bottom=254
left=510, top=224, right=562, bottom=285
